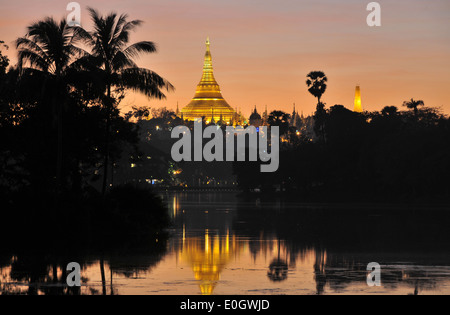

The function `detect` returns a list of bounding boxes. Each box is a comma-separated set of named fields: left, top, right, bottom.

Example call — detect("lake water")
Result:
left=2, top=192, right=450, bottom=295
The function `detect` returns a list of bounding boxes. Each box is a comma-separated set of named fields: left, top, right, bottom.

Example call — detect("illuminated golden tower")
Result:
left=354, top=85, right=363, bottom=113
left=181, top=37, right=236, bottom=123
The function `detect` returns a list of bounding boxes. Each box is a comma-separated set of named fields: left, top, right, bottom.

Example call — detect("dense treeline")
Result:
left=235, top=104, right=450, bottom=202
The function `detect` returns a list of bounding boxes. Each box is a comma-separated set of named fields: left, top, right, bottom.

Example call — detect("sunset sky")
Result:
left=1, top=0, right=449, bottom=116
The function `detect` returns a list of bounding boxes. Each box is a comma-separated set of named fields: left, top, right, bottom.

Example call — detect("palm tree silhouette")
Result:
left=306, top=71, right=328, bottom=105
left=306, top=71, right=328, bottom=142
left=16, top=18, right=88, bottom=200
left=73, top=8, right=174, bottom=195
left=402, top=98, right=424, bottom=117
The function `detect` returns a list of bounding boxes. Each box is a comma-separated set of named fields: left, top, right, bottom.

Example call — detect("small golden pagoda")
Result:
left=181, top=37, right=236, bottom=123
left=354, top=85, right=363, bottom=113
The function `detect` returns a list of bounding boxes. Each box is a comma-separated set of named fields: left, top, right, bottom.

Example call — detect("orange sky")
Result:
left=1, top=0, right=449, bottom=117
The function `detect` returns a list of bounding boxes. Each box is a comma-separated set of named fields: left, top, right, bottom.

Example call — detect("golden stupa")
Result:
left=354, top=85, right=363, bottom=113
left=181, top=37, right=236, bottom=123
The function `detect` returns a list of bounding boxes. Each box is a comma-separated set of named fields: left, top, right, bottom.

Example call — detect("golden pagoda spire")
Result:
left=201, top=36, right=215, bottom=84
left=354, top=85, right=363, bottom=113
left=180, top=37, right=236, bottom=122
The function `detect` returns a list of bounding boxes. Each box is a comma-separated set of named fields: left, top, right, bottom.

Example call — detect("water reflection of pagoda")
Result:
left=169, top=194, right=242, bottom=295
left=180, top=230, right=239, bottom=295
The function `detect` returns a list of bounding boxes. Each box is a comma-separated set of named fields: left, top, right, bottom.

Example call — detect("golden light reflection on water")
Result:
left=167, top=189, right=324, bottom=295
left=179, top=230, right=237, bottom=295
left=3, top=193, right=450, bottom=295
left=172, top=232, right=319, bottom=295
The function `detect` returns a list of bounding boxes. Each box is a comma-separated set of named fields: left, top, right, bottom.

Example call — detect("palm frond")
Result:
left=112, top=51, right=138, bottom=71
left=119, top=67, right=174, bottom=100
left=87, top=7, right=104, bottom=34
left=112, top=13, right=129, bottom=42
left=17, top=48, right=50, bottom=72
left=16, top=37, right=50, bottom=64
left=123, top=41, right=157, bottom=59
left=114, top=20, right=143, bottom=45
left=71, top=26, right=95, bottom=47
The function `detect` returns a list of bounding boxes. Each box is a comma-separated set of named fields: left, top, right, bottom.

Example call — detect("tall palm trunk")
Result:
left=53, top=81, right=63, bottom=207
left=100, top=258, right=107, bottom=295
left=316, top=96, right=326, bottom=144
left=101, top=85, right=112, bottom=196
left=56, top=93, right=63, bottom=199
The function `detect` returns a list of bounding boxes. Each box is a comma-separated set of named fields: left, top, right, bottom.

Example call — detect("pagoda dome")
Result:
left=249, top=106, right=262, bottom=127
left=249, top=111, right=261, bottom=121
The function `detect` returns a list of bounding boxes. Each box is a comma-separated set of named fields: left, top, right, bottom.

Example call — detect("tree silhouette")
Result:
left=403, top=98, right=425, bottom=117
left=267, top=239, right=288, bottom=282
left=268, top=110, right=290, bottom=136
left=313, top=102, right=327, bottom=143
left=307, top=71, right=328, bottom=143
left=0, top=41, right=9, bottom=75
left=306, top=71, right=328, bottom=105
left=15, top=18, right=88, bottom=200
left=381, top=106, right=398, bottom=116
left=73, top=8, right=174, bottom=195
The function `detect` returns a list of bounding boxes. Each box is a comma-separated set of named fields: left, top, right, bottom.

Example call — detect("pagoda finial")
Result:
left=202, top=37, right=213, bottom=75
